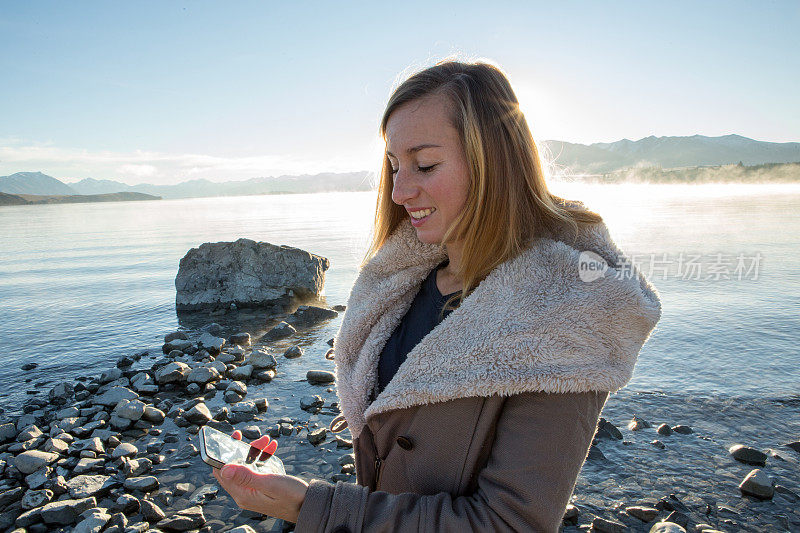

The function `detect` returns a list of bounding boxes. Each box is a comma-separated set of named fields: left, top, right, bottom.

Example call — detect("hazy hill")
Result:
left=0, top=192, right=161, bottom=207
left=541, top=134, right=800, bottom=173
left=0, top=171, right=79, bottom=195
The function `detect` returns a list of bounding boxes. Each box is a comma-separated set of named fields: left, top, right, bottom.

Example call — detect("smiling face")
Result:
left=385, top=93, right=471, bottom=246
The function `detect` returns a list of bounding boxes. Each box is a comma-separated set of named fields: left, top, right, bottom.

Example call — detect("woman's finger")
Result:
left=231, top=430, right=242, bottom=440
left=250, top=435, right=272, bottom=450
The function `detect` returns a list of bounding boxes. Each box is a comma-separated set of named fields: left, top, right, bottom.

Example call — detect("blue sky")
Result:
left=1, top=1, right=797, bottom=184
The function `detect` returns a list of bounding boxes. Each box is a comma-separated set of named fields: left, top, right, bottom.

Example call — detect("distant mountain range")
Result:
left=0, top=191, right=161, bottom=207
left=1, top=135, right=798, bottom=199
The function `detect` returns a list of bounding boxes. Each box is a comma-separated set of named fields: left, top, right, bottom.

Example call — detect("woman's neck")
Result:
left=437, top=242, right=464, bottom=295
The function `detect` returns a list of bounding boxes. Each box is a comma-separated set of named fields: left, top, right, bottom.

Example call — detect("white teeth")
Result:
left=409, top=208, right=435, bottom=219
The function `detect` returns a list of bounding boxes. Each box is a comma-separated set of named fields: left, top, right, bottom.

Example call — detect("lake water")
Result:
left=1, top=184, right=798, bottom=415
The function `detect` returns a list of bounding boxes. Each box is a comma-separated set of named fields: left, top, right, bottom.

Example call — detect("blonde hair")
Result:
left=366, top=59, right=601, bottom=310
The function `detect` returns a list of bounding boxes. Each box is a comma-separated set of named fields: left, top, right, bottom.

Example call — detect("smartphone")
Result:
left=199, top=425, right=285, bottom=475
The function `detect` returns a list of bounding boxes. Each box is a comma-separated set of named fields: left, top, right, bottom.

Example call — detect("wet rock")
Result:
left=164, top=331, right=189, bottom=343
left=73, top=508, right=111, bottom=533
left=335, top=435, right=353, bottom=448
left=563, top=503, right=579, bottom=525
left=729, top=444, right=767, bottom=466
left=184, top=403, right=212, bottom=425
left=21, top=362, right=38, bottom=371
left=38, top=496, right=97, bottom=525
left=286, top=305, right=338, bottom=328
left=254, top=369, right=276, bottom=382
left=155, top=362, right=190, bottom=384
left=21, top=488, right=53, bottom=510
left=162, top=338, right=193, bottom=354
left=262, top=321, right=296, bottom=341
left=595, top=418, right=623, bottom=440
left=301, top=395, right=324, bottom=412
left=187, top=366, right=222, bottom=385
left=0, top=422, right=17, bottom=442
left=626, top=505, right=659, bottom=522
left=229, top=364, right=253, bottom=380
left=112, top=442, right=138, bottom=459
left=155, top=504, right=205, bottom=530
left=197, top=333, right=225, bottom=355
left=139, top=498, right=165, bottom=521
left=241, top=426, right=262, bottom=440
left=115, top=399, right=146, bottom=421
left=656, top=423, right=673, bottom=436
left=14, top=450, right=59, bottom=474
left=651, top=440, right=666, bottom=449
left=671, top=425, right=693, bottom=434
left=308, top=428, right=326, bottom=445
left=250, top=349, right=278, bottom=369
left=628, top=415, right=651, bottom=430
left=230, top=332, right=251, bottom=346
left=142, top=406, right=165, bottom=424
left=785, top=440, right=800, bottom=454
left=587, top=446, right=606, bottom=460
left=591, top=516, right=626, bottom=532
left=738, top=468, right=774, bottom=499
left=66, top=474, right=116, bottom=499
left=123, top=476, right=159, bottom=493
left=284, top=346, right=303, bottom=359
left=307, top=370, right=335, bottom=384
left=94, top=387, right=139, bottom=407
left=175, top=238, right=329, bottom=311
left=100, top=367, right=123, bottom=384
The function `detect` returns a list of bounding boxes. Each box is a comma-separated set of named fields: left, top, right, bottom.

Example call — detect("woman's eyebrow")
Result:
left=386, top=144, right=442, bottom=157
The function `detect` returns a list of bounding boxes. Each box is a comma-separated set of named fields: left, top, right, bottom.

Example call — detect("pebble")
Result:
left=184, top=403, right=212, bottom=425
left=656, top=423, right=673, bottom=436
left=308, top=428, right=327, bottom=445
left=230, top=364, right=253, bottom=380
left=738, top=468, right=774, bottom=499
left=301, top=395, right=324, bottom=411
left=13, top=450, right=59, bottom=474
left=307, top=370, right=335, bottom=384
left=241, top=425, right=262, bottom=440
left=628, top=415, right=651, bottom=430
left=626, top=505, right=659, bottom=522
left=591, top=516, right=626, bottom=532
left=729, top=444, right=767, bottom=466
left=155, top=505, right=206, bottom=530
left=123, top=476, right=159, bottom=492
left=111, top=442, right=138, bottom=459
left=284, top=346, right=303, bottom=359
left=139, top=498, right=165, bottom=522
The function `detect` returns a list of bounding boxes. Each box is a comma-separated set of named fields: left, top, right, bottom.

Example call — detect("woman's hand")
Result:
left=211, top=430, right=309, bottom=523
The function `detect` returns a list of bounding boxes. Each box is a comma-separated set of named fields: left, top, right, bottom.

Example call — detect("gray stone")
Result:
left=729, top=444, right=767, bottom=466
left=226, top=380, right=247, bottom=396
left=56, top=406, right=81, bottom=419
left=116, top=493, right=140, bottom=513
left=229, top=365, right=253, bottom=380
left=115, top=399, right=147, bottom=421
left=184, top=403, right=212, bottom=425
left=17, top=425, right=44, bottom=441
left=142, top=405, right=166, bottom=424
left=224, top=390, right=243, bottom=404
left=21, top=488, right=53, bottom=510
left=38, top=496, right=97, bottom=525
left=13, top=450, right=59, bottom=474
left=94, top=387, right=139, bottom=407
left=335, top=435, right=353, bottom=448
left=187, top=366, right=221, bottom=385
left=73, top=509, right=110, bottom=533
left=262, top=321, right=297, bottom=341
left=100, top=367, right=123, bottom=384
left=155, top=504, right=205, bottom=530
left=122, top=457, right=153, bottom=477
left=591, top=516, right=626, bottom=532
left=671, top=425, right=693, bottom=434
left=284, top=345, right=303, bottom=359
left=197, top=332, right=226, bottom=355
left=241, top=426, right=261, bottom=440
left=155, top=362, right=191, bottom=384
left=74, top=457, right=105, bottom=474
left=254, top=369, right=276, bottom=382
left=308, top=428, right=327, bottom=445
left=139, top=498, right=165, bottom=521
left=300, top=395, right=324, bottom=411
left=229, top=332, right=251, bottom=346
left=286, top=305, right=338, bottom=328
left=66, top=474, right=115, bottom=498
left=162, top=338, right=193, bottom=354
left=626, top=506, right=659, bottom=522
left=738, top=468, right=774, bottom=499
left=112, top=442, right=138, bottom=459
left=307, top=370, right=335, bottom=384
left=249, top=350, right=277, bottom=370
left=123, top=476, right=159, bottom=492
left=0, top=422, right=17, bottom=442
left=228, top=526, right=257, bottom=533
left=656, top=423, right=673, bottom=436
left=175, top=238, right=329, bottom=311
left=44, top=437, right=69, bottom=454
left=164, top=331, right=189, bottom=343
left=627, top=415, right=651, bottom=430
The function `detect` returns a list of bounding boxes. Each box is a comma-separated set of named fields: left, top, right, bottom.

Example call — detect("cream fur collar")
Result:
left=334, top=217, right=662, bottom=438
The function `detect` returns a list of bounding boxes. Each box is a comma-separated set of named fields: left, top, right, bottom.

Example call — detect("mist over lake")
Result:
left=1, top=184, right=798, bottom=415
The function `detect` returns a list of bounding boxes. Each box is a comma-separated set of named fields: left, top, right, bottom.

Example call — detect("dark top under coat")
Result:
left=376, top=260, right=461, bottom=395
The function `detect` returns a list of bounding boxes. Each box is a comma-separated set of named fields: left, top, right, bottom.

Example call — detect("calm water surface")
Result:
left=1, top=184, right=798, bottom=415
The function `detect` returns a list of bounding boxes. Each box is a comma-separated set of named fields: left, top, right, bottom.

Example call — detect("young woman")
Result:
left=212, top=60, right=662, bottom=532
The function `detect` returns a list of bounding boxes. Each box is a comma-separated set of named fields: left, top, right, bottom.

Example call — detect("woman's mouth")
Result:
left=408, top=207, right=435, bottom=227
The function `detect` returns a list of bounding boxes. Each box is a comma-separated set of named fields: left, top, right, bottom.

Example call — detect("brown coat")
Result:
left=295, top=215, right=661, bottom=532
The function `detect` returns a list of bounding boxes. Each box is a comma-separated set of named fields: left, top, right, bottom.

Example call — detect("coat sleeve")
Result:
left=294, top=390, right=609, bottom=533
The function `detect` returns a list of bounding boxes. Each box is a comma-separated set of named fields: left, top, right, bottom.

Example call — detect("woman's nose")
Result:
left=391, top=168, right=418, bottom=205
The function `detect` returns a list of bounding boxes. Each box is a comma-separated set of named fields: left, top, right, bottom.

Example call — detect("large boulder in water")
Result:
left=175, top=238, right=330, bottom=311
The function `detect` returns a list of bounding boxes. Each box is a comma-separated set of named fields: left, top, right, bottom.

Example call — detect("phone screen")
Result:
left=200, top=425, right=285, bottom=475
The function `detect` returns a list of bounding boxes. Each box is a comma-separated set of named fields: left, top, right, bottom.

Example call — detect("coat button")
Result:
left=396, top=435, right=414, bottom=450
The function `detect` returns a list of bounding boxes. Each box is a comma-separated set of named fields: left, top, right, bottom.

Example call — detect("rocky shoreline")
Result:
left=1, top=305, right=798, bottom=533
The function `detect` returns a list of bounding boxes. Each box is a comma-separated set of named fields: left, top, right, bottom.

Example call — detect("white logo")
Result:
left=578, top=251, right=608, bottom=283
